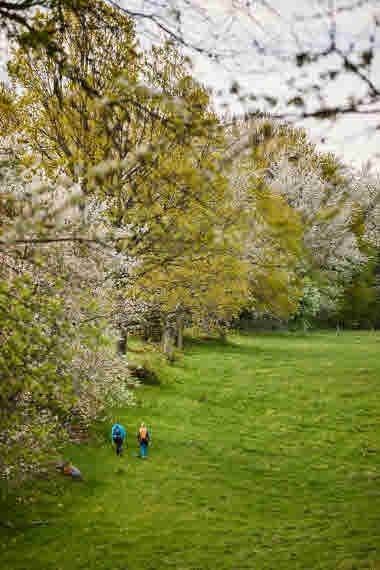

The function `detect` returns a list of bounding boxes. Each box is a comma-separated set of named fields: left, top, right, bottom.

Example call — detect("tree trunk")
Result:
left=217, top=321, right=227, bottom=342
left=118, top=330, right=127, bottom=355
left=145, top=311, right=163, bottom=343
left=218, top=329, right=227, bottom=342
left=176, top=314, right=184, bottom=351
left=162, top=321, right=175, bottom=362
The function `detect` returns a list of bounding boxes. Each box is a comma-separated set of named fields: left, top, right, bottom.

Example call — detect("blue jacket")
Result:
left=112, top=424, right=126, bottom=441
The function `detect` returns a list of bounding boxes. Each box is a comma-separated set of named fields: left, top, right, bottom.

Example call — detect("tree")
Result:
left=7, top=5, right=229, bottom=263
left=0, top=156, right=139, bottom=482
left=224, top=115, right=380, bottom=328
left=336, top=250, right=379, bottom=328
left=7, top=2, right=138, bottom=194
left=6, top=3, right=253, bottom=325
left=226, top=118, right=306, bottom=319
left=0, top=0, right=112, bottom=58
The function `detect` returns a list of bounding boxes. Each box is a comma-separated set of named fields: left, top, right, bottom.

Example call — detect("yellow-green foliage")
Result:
left=6, top=2, right=252, bottom=325
left=7, top=2, right=138, bottom=184
left=227, top=118, right=307, bottom=317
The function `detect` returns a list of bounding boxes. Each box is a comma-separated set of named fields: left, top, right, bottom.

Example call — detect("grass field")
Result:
left=1, top=331, right=380, bottom=570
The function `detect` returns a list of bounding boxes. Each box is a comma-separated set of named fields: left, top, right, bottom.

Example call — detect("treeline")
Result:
left=229, top=122, right=380, bottom=332
left=0, top=0, right=379, bottom=483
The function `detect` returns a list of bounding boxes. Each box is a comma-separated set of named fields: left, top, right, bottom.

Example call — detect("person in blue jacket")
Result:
left=137, top=423, right=151, bottom=459
left=112, top=423, right=126, bottom=456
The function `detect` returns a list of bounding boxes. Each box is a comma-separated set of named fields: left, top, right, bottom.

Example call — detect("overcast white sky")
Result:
left=124, top=0, right=380, bottom=171
left=2, top=0, right=380, bottom=170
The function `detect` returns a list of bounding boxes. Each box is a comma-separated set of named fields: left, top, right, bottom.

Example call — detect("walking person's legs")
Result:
left=140, top=443, right=146, bottom=458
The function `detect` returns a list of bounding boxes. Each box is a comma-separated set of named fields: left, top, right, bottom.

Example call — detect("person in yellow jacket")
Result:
left=137, top=423, right=151, bottom=459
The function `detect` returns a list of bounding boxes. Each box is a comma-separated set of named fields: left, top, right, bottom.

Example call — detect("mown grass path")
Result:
left=1, top=331, right=380, bottom=570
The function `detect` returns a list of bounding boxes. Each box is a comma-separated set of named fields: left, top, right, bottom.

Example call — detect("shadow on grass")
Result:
left=130, top=332, right=327, bottom=369
left=183, top=334, right=302, bottom=358
left=183, top=331, right=357, bottom=365
left=183, top=336, right=261, bottom=355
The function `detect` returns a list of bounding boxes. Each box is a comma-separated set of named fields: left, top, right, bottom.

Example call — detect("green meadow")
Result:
left=1, top=331, right=380, bottom=570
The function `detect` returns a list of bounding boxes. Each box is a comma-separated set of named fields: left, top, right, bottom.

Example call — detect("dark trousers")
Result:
left=115, top=441, right=123, bottom=455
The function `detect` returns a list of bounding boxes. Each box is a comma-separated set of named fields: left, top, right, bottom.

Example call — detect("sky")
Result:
left=122, top=0, right=380, bottom=171
left=1, top=0, right=379, bottom=170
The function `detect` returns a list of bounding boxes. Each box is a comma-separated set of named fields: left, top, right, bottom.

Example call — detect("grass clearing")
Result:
left=1, top=330, right=380, bottom=569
